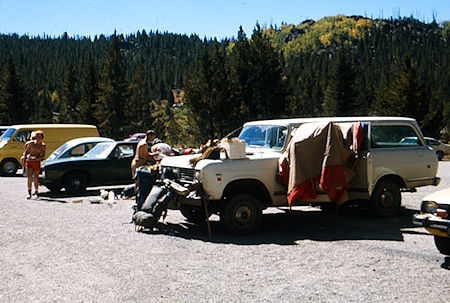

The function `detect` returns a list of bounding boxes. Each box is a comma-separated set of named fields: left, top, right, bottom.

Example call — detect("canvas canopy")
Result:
left=278, top=121, right=362, bottom=206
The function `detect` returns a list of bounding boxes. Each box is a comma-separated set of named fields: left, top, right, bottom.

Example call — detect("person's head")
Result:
left=34, top=130, right=44, bottom=142
left=146, top=130, right=155, bottom=142
left=29, top=131, right=36, bottom=141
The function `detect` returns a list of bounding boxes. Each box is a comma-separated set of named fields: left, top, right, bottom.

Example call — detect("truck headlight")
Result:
left=421, top=201, right=438, bottom=214
left=194, top=170, right=201, bottom=181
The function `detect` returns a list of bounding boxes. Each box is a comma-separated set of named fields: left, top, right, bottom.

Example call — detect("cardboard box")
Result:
left=221, top=140, right=246, bottom=159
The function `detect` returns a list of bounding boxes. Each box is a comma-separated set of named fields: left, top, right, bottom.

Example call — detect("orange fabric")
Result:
left=320, top=165, right=348, bottom=202
left=25, top=160, right=41, bottom=171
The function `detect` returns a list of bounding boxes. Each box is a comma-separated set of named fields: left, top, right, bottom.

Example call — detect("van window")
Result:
left=13, top=130, right=33, bottom=143
left=371, top=125, right=422, bottom=148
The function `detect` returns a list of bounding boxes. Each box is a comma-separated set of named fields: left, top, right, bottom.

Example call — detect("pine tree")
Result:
left=35, top=89, right=54, bottom=123
left=322, top=49, right=359, bottom=116
left=0, top=56, right=26, bottom=124
left=372, top=55, right=428, bottom=125
left=228, top=27, right=252, bottom=124
left=79, top=55, right=99, bottom=125
left=60, top=63, right=79, bottom=123
left=127, top=64, right=151, bottom=134
left=249, top=23, right=287, bottom=119
left=96, top=34, right=129, bottom=139
left=184, top=41, right=230, bottom=141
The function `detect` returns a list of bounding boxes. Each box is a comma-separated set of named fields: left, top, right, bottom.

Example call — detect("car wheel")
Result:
left=180, top=205, right=209, bottom=224
left=221, top=194, right=262, bottom=234
left=1, top=158, right=19, bottom=176
left=370, top=180, right=401, bottom=217
left=64, top=172, right=87, bottom=193
left=436, top=151, right=443, bottom=161
left=434, top=235, right=450, bottom=255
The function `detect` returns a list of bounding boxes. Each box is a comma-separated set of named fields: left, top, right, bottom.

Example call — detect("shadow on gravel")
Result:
left=38, top=190, right=101, bottom=199
left=1, top=172, right=24, bottom=178
left=161, top=206, right=423, bottom=245
left=35, top=197, right=68, bottom=203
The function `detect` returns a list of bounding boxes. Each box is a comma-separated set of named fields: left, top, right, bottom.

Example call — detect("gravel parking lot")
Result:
left=1, top=162, right=449, bottom=302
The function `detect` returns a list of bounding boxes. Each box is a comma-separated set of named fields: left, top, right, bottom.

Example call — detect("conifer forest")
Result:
left=0, top=16, right=449, bottom=146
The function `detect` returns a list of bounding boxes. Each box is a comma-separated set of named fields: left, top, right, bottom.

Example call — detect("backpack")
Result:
left=132, top=184, right=173, bottom=231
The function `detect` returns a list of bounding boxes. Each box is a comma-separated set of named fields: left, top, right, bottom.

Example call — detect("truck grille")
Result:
left=162, top=166, right=196, bottom=182
left=180, top=167, right=195, bottom=181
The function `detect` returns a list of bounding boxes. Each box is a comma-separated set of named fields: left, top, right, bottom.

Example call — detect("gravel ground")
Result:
left=1, top=163, right=449, bottom=302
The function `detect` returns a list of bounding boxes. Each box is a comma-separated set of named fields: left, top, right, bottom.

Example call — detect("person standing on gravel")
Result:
left=131, top=130, right=158, bottom=178
left=22, top=130, right=46, bottom=199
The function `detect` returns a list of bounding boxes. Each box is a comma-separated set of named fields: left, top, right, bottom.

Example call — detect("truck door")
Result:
left=347, top=122, right=370, bottom=199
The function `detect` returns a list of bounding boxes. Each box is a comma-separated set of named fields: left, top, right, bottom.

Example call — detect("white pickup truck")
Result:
left=160, top=117, right=440, bottom=234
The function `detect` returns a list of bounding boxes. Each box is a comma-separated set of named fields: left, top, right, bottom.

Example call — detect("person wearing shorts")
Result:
left=22, top=130, right=46, bottom=199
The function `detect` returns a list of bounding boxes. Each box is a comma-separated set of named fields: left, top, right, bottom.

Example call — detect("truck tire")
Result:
left=434, top=235, right=450, bottom=255
left=1, top=158, right=19, bottom=176
left=64, top=172, right=87, bottom=193
left=370, top=180, right=401, bottom=217
left=221, top=194, right=262, bottom=234
left=180, top=205, right=209, bottom=224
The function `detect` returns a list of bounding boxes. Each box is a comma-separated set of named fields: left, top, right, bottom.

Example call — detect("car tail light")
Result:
left=436, top=209, right=448, bottom=219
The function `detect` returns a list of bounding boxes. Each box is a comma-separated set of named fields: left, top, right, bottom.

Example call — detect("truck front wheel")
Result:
left=221, top=194, right=262, bottom=234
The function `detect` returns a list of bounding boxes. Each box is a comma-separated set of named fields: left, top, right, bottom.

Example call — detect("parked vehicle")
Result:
left=160, top=116, right=440, bottom=234
left=40, top=141, right=138, bottom=192
left=124, top=133, right=146, bottom=141
left=43, top=137, right=114, bottom=164
left=0, top=124, right=99, bottom=176
left=424, top=137, right=450, bottom=161
left=413, top=187, right=450, bottom=255
left=0, top=126, right=8, bottom=136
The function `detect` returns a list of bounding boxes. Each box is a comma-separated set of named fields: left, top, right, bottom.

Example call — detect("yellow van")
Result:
left=0, top=124, right=99, bottom=175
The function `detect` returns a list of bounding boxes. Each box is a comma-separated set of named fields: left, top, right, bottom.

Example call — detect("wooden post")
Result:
left=203, top=197, right=212, bottom=239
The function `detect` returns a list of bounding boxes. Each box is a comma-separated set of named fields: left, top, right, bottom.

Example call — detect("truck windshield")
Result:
left=238, top=125, right=287, bottom=151
left=0, top=128, right=16, bottom=142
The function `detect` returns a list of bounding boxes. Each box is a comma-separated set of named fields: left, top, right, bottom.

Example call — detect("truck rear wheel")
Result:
left=221, top=194, right=262, bottom=234
left=370, top=180, right=401, bottom=217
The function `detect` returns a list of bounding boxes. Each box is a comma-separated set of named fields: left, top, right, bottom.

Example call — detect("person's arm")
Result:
left=22, top=142, right=30, bottom=164
left=37, top=144, right=46, bottom=161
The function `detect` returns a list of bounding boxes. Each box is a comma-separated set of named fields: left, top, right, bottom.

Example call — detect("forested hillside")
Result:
left=0, top=16, right=448, bottom=145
